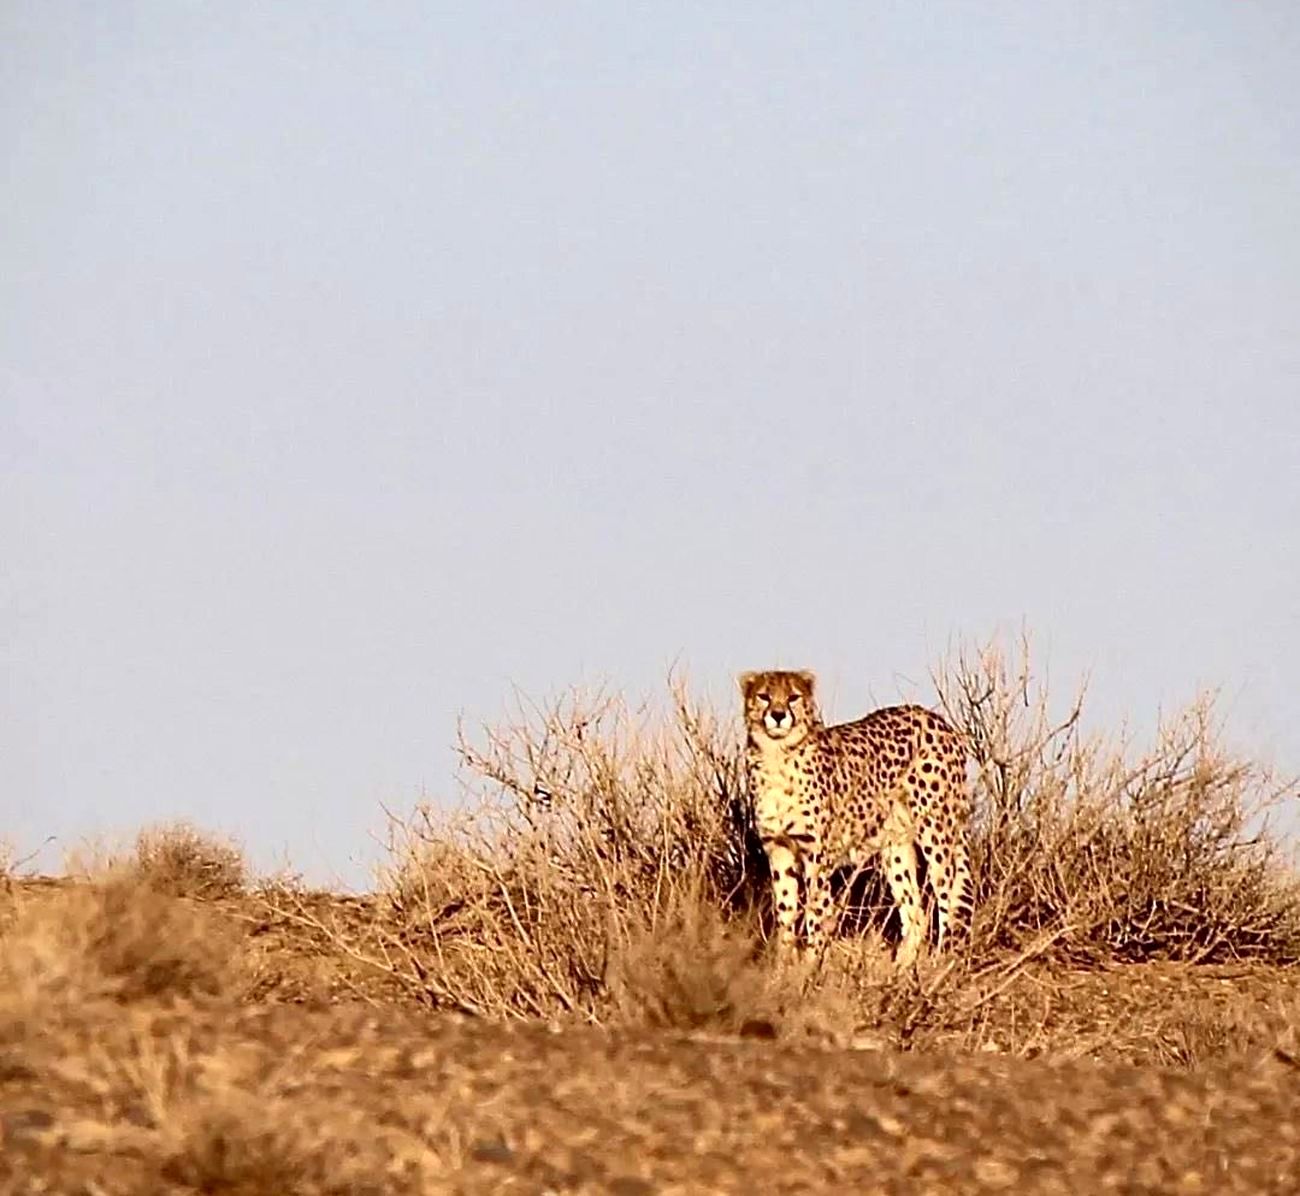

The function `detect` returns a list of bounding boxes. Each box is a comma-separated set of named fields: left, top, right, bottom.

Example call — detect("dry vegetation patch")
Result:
left=0, top=871, right=450, bottom=1194
left=75, top=821, right=250, bottom=900
left=261, top=682, right=769, bottom=1022
left=936, top=636, right=1300, bottom=964
left=259, top=636, right=1299, bottom=1045
left=0, top=873, right=239, bottom=1014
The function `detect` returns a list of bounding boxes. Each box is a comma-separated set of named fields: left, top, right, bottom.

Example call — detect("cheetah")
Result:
left=740, top=669, right=974, bottom=964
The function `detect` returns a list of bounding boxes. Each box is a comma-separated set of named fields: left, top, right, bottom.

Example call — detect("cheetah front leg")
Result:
left=762, top=839, right=801, bottom=950
left=801, top=850, right=832, bottom=955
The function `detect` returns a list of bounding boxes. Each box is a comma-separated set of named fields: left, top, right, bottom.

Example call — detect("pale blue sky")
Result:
left=3, top=3, right=1298, bottom=885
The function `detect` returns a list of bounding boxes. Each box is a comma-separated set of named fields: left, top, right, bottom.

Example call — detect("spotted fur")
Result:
left=740, top=669, right=974, bottom=963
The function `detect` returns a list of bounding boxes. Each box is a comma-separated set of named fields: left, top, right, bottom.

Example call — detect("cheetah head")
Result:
left=739, top=669, right=819, bottom=745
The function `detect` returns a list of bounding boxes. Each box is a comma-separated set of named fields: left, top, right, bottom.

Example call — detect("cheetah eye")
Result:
left=756, top=692, right=770, bottom=703
left=789, top=693, right=802, bottom=704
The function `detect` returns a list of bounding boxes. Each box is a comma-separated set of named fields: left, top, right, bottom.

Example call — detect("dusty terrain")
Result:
left=3, top=876, right=1299, bottom=1195
left=5, top=998, right=1300, bottom=1195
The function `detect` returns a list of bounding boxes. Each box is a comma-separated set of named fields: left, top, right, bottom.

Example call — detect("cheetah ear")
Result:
left=738, top=671, right=761, bottom=697
left=794, top=670, right=817, bottom=696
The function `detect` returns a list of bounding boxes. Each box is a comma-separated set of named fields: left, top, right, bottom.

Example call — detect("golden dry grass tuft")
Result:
left=61, top=821, right=249, bottom=901
left=128, top=821, right=249, bottom=899
left=0, top=873, right=239, bottom=1015
left=609, top=890, right=775, bottom=1033
left=606, top=881, right=865, bottom=1044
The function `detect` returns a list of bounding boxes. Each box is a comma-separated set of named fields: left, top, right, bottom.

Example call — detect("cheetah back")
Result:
left=814, top=705, right=967, bottom=865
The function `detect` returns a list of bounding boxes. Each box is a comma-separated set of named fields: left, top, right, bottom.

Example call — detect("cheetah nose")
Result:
left=770, top=709, right=787, bottom=725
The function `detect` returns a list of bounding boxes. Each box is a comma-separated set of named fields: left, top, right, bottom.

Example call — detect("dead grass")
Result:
left=259, top=681, right=767, bottom=1021
left=113, top=821, right=249, bottom=899
left=606, top=880, right=869, bottom=1045
left=6, top=992, right=1298, bottom=1195
left=934, top=633, right=1300, bottom=964
left=0, top=871, right=446, bottom=1194
left=0, top=873, right=239, bottom=1016
left=1, top=1002, right=448, bottom=1195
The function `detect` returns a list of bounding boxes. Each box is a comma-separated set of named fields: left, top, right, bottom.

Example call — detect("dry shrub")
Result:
left=934, top=633, right=1300, bottom=964
left=153, top=1096, right=421, bottom=1196
left=156, top=1100, right=347, bottom=1196
left=63, top=822, right=248, bottom=901
left=129, top=821, right=248, bottom=899
left=264, top=682, right=766, bottom=1022
left=125, top=1025, right=424, bottom=1196
left=403, top=680, right=763, bottom=1020
left=0, top=874, right=325, bottom=1192
left=0, top=838, right=37, bottom=901
left=611, top=890, right=771, bottom=1032
left=609, top=881, right=857, bottom=1042
left=0, top=872, right=239, bottom=1015
left=277, top=636, right=1299, bottom=1027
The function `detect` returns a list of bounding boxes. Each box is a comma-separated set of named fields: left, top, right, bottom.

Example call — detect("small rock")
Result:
left=607, top=1178, right=655, bottom=1196
left=470, top=1136, right=515, bottom=1165
left=2, top=1108, right=55, bottom=1139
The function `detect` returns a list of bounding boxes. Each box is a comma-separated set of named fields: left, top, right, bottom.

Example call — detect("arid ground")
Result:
left=3, top=870, right=1299, bottom=1195
left=5, top=645, right=1299, bottom=1192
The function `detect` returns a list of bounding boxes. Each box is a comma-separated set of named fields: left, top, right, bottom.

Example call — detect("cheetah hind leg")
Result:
left=931, top=832, right=975, bottom=953
left=882, top=836, right=925, bottom=968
